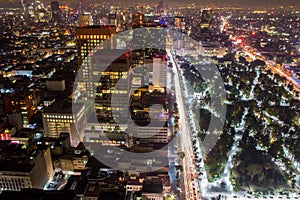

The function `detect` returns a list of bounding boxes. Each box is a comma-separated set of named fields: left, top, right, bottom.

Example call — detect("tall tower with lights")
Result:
left=75, top=26, right=132, bottom=123
left=75, top=25, right=117, bottom=99
left=50, top=1, right=60, bottom=23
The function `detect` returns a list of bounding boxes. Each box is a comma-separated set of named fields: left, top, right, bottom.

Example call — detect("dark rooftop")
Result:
left=43, top=100, right=84, bottom=115
left=142, top=180, right=163, bottom=193
left=0, top=189, right=76, bottom=200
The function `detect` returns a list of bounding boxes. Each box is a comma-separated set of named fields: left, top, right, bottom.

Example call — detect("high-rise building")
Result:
left=132, top=13, right=144, bottom=28
left=3, top=90, right=37, bottom=127
left=78, top=13, right=93, bottom=27
left=109, top=13, right=117, bottom=26
left=50, top=1, right=60, bottom=23
left=201, top=9, right=213, bottom=27
left=93, top=50, right=132, bottom=123
left=131, top=50, right=150, bottom=88
left=157, top=0, right=164, bottom=11
left=24, top=0, right=36, bottom=22
left=174, top=17, right=181, bottom=29
left=200, top=9, right=214, bottom=40
left=75, top=25, right=133, bottom=123
left=42, top=101, right=87, bottom=147
left=153, top=57, right=167, bottom=88
left=75, top=25, right=117, bottom=99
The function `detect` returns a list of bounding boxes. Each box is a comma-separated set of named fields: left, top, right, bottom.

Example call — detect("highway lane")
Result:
left=241, top=46, right=300, bottom=93
left=168, top=49, right=202, bottom=200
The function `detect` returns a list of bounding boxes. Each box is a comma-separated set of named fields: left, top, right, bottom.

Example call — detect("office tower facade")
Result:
left=201, top=9, right=213, bottom=28
left=132, top=13, right=144, bottom=28
left=75, top=26, right=133, bottom=123
left=93, top=50, right=132, bottom=123
left=42, top=101, right=87, bottom=147
left=50, top=1, right=60, bottom=22
left=109, top=13, right=117, bottom=26
left=153, top=57, right=167, bottom=88
left=174, top=17, right=182, bottom=29
left=75, top=25, right=117, bottom=99
left=79, top=13, right=93, bottom=27
left=24, top=0, right=36, bottom=22
left=131, top=50, right=150, bottom=88
left=3, top=90, right=37, bottom=127
left=200, top=9, right=214, bottom=40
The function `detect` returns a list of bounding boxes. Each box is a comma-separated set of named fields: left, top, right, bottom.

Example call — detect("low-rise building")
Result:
left=126, top=173, right=171, bottom=195
left=57, top=143, right=90, bottom=172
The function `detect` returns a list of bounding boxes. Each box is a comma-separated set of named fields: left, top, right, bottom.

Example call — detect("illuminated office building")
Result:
left=131, top=50, right=150, bottom=88
left=93, top=50, right=132, bottom=123
left=79, top=13, right=93, bottom=27
left=75, top=26, right=133, bottom=123
left=75, top=25, right=117, bottom=99
left=3, top=90, right=37, bottom=127
left=109, top=13, right=117, bottom=26
left=42, top=101, right=86, bottom=147
left=200, top=9, right=214, bottom=40
left=174, top=17, right=182, bottom=29
left=153, top=57, right=167, bottom=88
left=201, top=9, right=213, bottom=29
left=132, top=13, right=144, bottom=28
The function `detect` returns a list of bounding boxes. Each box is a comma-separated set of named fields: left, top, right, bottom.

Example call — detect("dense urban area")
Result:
left=0, top=0, right=299, bottom=200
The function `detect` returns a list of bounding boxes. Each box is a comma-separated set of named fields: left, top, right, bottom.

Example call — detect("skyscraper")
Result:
left=50, top=1, right=60, bottom=23
left=3, top=89, right=37, bottom=127
left=157, top=0, right=164, bottom=11
left=79, top=13, right=93, bottom=27
left=132, top=13, right=144, bottom=28
left=75, top=25, right=117, bottom=99
left=75, top=26, right=132, bottom=123
left=93, top=50, right=132, bottom=123
left=200, top=9, right=214, bottom=40
left=109, top=13, right=117, bottom=26
left=153, top=57, right=167, bottom=88
left=24, top=0, right=37, bottom=21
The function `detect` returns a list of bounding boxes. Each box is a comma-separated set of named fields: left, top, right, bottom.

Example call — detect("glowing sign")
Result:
left=236, top=38, right=244, bottom=44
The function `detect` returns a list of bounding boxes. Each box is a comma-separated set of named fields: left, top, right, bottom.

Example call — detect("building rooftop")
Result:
left=0, top=141, right=33, bottom=172
left=0, top=160, right=33, bottom=173
left=12, top=128, right=36, bottom=138
left=84, top=183, right=100, bottom=197
left=142, top=180, right=163, bottom=193
left=63, top=175, right=87, bottom=195
left=0, top=189, right=76, bottom=200
left=43, top=100, right=84, bottom=115
left=0, top=140, right=50, bottom=173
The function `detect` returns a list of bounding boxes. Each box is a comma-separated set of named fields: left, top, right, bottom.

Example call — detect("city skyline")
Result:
left=0, top=0, right=299, bottom=9
left=0, top=1, right=299, bottom=199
